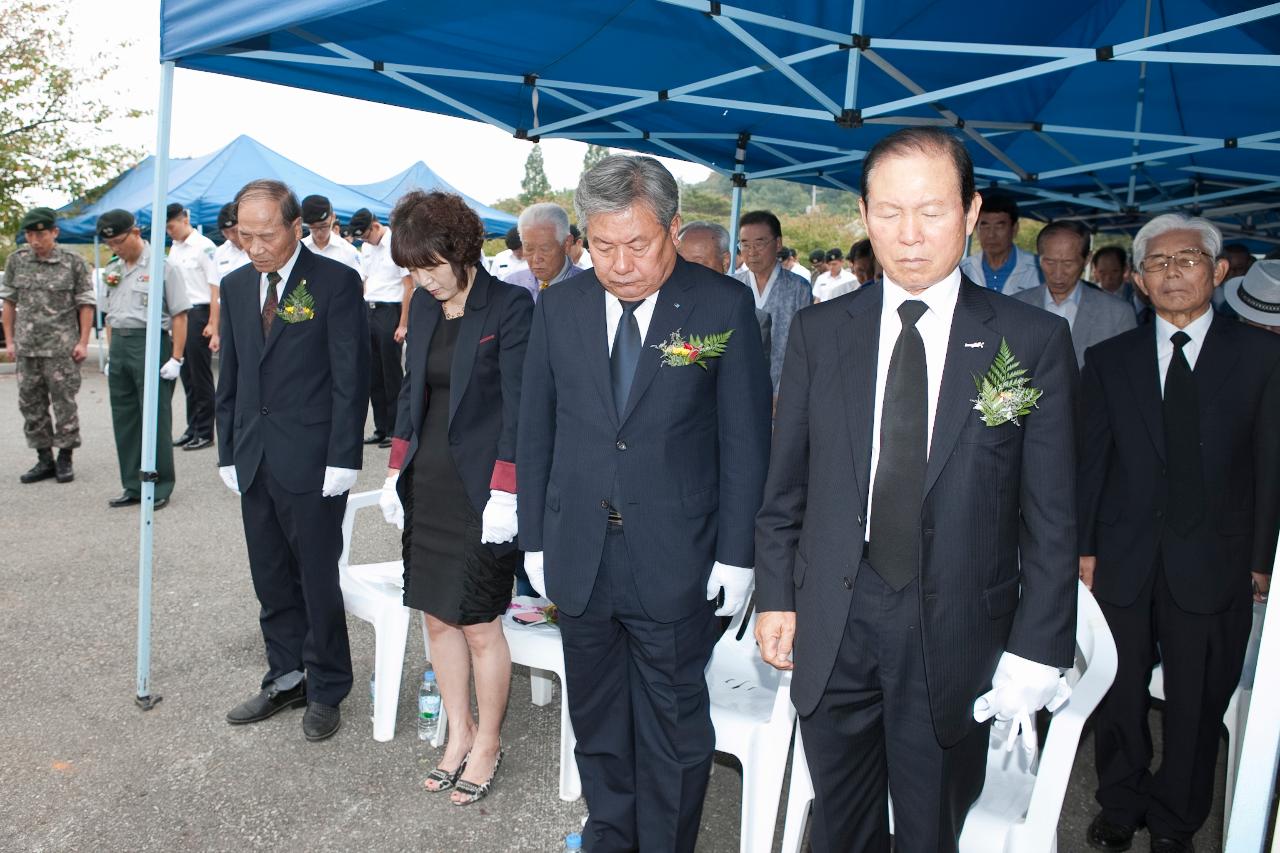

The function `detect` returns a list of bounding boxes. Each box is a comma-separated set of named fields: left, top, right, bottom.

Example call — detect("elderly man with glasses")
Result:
left=1078, top=213, right=1280, bottom=853
left=733, top=210, right=811, bottom=397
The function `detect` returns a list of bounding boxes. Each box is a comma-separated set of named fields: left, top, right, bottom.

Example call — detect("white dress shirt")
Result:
left=303, top=233, right=363, bottom=276
left=606, top=291, right=660, bottom=353
left=259, top=243, right=302, bottom=311
left=1155, top=307, right=1213, bottom=393
left=169, top=230, right=219, bottom=305
left=1042, top=281, right=1083, bottom=328
left=866, top=269, right=962, bottom=531
left=360, top=229, right=409, bottom=302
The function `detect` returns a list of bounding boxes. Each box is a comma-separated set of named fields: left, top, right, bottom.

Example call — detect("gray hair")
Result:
left=518, top=202, right=570, bottom=242
left=678, top=221, right=730, bottom=255
left=1132, top=213, right=1223, bottom=269
left=574, top=154, right=679, bottom=229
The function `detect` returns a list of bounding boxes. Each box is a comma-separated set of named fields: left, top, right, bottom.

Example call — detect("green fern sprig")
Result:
left=971, top=338, right=1042, bottom=426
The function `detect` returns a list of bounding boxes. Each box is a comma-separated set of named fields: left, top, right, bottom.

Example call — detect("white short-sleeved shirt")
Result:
left=214, top=240, right=249, bottom=281
left=361, top=229, right=409, bottom=303
left=304, top=234, right=363, bottom=276
left=169, top=230, right=219, bottom=305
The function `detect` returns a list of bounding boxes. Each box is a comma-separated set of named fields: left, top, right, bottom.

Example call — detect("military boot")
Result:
left=55, top=449, right=74, bottom=483
left=20, top=449, right=55, bottom=484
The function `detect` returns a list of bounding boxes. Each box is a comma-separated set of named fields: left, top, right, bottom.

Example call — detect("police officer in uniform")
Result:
left=214, top=203, right=250, bottom=281
left=165, top=203, right=220, bottom=451
left=97, top=209, right=190, bottom=509
left=301, top=195, right=362, bottom=276
left=348, top=208, right=410, bottom=448
left=1, top=207, right=95, bottom=483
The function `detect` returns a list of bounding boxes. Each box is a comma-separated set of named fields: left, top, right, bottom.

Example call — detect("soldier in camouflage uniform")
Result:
left=0, top=207, right=95, bottom=483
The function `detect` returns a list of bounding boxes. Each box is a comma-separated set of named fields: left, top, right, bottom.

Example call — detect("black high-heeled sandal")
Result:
left=423, top=752, right=470, bottom=793
left=451, top=748, right=503, bottom=806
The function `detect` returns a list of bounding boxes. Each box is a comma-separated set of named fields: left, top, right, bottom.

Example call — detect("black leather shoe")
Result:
left=182, top=436, right=213, bottom=451
left=55, top=450, right=74, bottom=483
left=302, top=702, right=341, bottom=741
left=1087, top=814, right=1137, bottom=852
left=20, top=455, right=56, bottom=484
left=107, top=492, right=141, bottom=508
left=226, top=682, right=307, bottom=725
left=173, top=432, right=194, bottom=447
left=153, top=497, right=169, bottom=511
left=377, top=437, right=393, bottom=448
left=1150, top=838, right=1194, bottom=853
left=363, top=432, right=386, bottom=445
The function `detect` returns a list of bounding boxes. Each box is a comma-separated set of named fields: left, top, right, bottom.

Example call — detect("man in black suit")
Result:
left=755, top=128, right=1079, bottom=853
left=517, top=155, right=772, bottom=852
left=216, top=179, right=370, bottom=741
left=1079, top=214, right=1280, bottom=853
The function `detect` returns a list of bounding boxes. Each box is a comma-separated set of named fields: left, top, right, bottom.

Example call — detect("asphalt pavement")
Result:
left=0, top=359, right=1226, bottom=852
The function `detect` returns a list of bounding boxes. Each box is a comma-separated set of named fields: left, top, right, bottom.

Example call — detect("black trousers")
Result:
left=180, top=303, right=214, bottom=438
left=368, top=302, right=403, bottom=436
left=1093, top=557, right=1251, bottom=841
left=799, top=561, right=989, bottom=853
left=558, top=525, right=720, bottom=853
left=240, top=455, right=353, bottom=707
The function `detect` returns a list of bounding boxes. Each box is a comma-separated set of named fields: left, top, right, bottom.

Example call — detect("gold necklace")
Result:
left=443, top=305, right=465, bottom=320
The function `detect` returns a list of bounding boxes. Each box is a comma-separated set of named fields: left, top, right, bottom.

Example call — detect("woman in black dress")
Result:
left=378, top=190, right=533, bottom=806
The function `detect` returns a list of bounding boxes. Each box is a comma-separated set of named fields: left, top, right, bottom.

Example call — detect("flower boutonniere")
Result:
left=971, top=338, right=1042, bottom=427
left=653, top=328, right=733, bottom=370
left=104, top=272, right=121, bottom=287
left=278, top=280, right=316, bottom=324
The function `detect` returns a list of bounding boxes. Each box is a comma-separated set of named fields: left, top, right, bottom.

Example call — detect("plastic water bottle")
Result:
left=563, top=833, right=582, bottom=851
left=418, top=670, right=441, bottom=741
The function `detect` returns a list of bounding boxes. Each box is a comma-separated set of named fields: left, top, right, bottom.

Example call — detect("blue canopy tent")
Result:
left=55, top=134, right=391, bottom=242
left=352, top=161, right=517, bottom=238
left=141, top=4, right=1280, bottom=842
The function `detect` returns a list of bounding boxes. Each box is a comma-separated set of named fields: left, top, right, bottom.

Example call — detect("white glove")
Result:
left=481, top=490, right=518, bottom=544
left=159, top=357, right=182, bottom=380
left=380, top=474, right=403, bottom=529
left=321, top=466, right=359, bottom=497
left=973, top=651, right=1072, bottom=757
left=524, top=551, right=546, bottom=598
left=218, top=465, right=240, bottom=495
left=706, top=562, right=753, bottom=617
left=103, top=360, right=110, bottom=377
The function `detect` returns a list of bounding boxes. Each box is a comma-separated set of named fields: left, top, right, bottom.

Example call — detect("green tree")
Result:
left=520, top=144, right=551, bottom=204
left=582, top=144, right=610, bottom=173
left=0, top=1, right=144, bottom=238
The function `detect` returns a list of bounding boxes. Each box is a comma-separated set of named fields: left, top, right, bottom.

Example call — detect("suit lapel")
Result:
left=573, top=279, right=618, bottom=427
left=621, top=274, right=694, bottom=425
left=838, top=285, right=881, bottom=507
left=1125, top=325, right=1165, bottom=460
left=924, top=281, right=1001, bottom=498
left=261, top=246, right=312, bottom=362
left=1193, top=314, right=1239, bottom=412
left=449, top=271, right=491, bottom=429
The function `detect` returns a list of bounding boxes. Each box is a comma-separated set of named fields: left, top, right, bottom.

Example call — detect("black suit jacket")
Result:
left=215, top=245, right=370, bottom=493
left=389, top=267, right=533, bottom=538
left=756, top=277, right=1079, bottom=746
left=517, top=257, right=773, bottom=623
left=1078, top=314, right=1280, bottom=614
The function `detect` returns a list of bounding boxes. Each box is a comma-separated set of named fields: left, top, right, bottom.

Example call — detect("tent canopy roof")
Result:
left=351, top=161, right=517, bottom=237
left=160, top=0, right=1280, bottom=248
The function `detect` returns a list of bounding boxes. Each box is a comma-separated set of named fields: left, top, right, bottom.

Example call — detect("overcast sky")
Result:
left=62, top=0, right=711, bottom=208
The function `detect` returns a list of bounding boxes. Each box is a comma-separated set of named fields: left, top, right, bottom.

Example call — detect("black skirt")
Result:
left=400, top=316, right=516, bottom=625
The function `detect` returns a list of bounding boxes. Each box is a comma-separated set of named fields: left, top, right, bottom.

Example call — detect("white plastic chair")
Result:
left=781, top=581, right=1117, bottom=853
left=707, top=593, right=797, bottom=853
left=338, top=490, right=445, bottom=746
left=501, top=598, right=582, bottom=801
left=1148, top=599, right=1265, bottom=833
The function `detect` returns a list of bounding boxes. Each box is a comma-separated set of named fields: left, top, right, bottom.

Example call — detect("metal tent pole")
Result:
left=727, top=132, right=749, bottom=271
left=135, top=60, right=175, bottom=710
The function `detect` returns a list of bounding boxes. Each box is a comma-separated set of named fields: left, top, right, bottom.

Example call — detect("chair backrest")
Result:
left=706, top=588, right=796, bottom=728
left=339, top=490, right=382, bottom=572
left=1005, top=582, right=1117, bottom=852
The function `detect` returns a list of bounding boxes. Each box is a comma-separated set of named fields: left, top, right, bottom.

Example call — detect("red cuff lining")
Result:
left=388, top=437, right=409, bottom=471
left=490, top=459, right=517, bottom=492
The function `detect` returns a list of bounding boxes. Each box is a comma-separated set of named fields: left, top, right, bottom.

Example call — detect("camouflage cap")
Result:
left=96, top=209, right=136, bottom=239
left=20, top=207, right=57, bottom=232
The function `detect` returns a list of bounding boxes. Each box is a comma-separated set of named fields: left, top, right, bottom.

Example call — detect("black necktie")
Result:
left=611, top=300, right=642, bottom=418
left=262, top=271, right=281, bottom=338
left=869, top=300, right=929, bottom=590
left=1164, top=330, right=1204, bottom=534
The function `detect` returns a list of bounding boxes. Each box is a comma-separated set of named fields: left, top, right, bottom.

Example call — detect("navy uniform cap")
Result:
left=217, top=203, right=237, bottom=229
left=301, top=195, right=333, bottom=224
left=348, top=208, right=374, bottom=237
left=20, top=207, right=57, bottom=232
left=96, top=209, right=136, bottom=239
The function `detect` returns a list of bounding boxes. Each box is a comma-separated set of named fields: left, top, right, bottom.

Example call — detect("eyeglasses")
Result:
left=738, top=238, right=776, bottom=252
left=1139, top=248, right=1212, bottom=274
